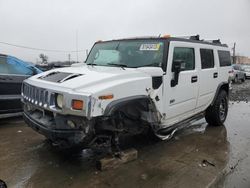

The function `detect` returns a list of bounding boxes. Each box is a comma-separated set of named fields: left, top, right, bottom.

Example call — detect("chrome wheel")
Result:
left=219, top=98, right=227, bottom=121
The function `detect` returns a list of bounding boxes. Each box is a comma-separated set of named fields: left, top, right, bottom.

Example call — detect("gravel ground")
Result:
left=229, top=79, right=250, bottom=102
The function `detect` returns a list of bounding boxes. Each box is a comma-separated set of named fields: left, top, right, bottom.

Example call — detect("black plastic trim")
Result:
left=152, top=76, right=163, bottom=89
left=104, top=95, right=151, bottom=116
left=211, top=82, right=229, bottom=106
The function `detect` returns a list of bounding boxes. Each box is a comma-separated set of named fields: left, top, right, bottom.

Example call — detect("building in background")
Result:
left=235, top=56, right=250, bottom=65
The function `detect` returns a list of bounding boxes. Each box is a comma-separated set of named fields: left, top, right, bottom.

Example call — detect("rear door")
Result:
left=196, top=48, right=218, bottom=111
left=0, top=55, right=30, bottom=114
left=163, top=42, right=199, bottom=125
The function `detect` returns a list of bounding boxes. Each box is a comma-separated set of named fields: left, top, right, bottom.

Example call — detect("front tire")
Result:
left=235, top=75, right=239, bottom=83
left=242, top=75, right=246, bottom=82
left=205, top=90, right=228, bottom=126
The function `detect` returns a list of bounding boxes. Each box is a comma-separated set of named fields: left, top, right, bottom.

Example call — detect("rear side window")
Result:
left=200, top=49, right=214, bottom=69
left=173, top=47, right=195, bottom=71
left=218, top=50, right=231, bottom=67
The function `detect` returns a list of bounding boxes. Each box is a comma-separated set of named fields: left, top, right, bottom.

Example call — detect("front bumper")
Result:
left=23, top=112, right=79, bottom=140
left=245, top=73, right=250, bottom=78
left=23, top=107, right=91, bottom=147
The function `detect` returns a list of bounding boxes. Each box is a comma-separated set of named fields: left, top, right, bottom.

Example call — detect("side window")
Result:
left=232, top=65, right=237, bottom=70
left=4, top=56, right=34, bottom=75
left=218, top=50, right=231, bottom=67
left=200, top=49, right=214, bottom=69
left=7, top=64, right=33, bottom=75
left=0, top=56, right=9, bottom=74
left=173, top=47, right=195, bottom=71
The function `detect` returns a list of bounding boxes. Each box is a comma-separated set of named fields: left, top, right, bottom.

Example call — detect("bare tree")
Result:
left=39, top=53, right=48, bottom=64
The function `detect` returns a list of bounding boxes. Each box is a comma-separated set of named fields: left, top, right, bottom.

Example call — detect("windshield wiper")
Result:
left=107, top=63, right=127, bottom=68
left=87, top=63, right=97, bottom=66
left=136, top=62, right=161, bottom=68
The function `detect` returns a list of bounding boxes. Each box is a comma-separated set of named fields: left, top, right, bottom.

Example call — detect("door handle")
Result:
left=191, top=76, right=198, bottom=83
left=213, top=72, right=218, bottom=78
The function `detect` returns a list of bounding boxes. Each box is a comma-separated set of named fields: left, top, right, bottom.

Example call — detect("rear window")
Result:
left=200, top=49, right=214, bottom=69
left=218, top=50, right=231, bottom=67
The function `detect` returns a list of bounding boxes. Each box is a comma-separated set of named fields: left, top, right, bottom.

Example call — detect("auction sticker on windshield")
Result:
left=140, top=43, right=161, bottom=51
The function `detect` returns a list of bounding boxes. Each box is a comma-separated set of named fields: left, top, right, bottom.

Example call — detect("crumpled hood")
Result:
left=26, top=65, right=163, bottom=93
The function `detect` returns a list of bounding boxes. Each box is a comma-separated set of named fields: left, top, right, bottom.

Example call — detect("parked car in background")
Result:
left=0, top=54, right=42, bottom=118
left=231, top=64, right=246, bottom=83
left=243, top=65, right=250, bottom=79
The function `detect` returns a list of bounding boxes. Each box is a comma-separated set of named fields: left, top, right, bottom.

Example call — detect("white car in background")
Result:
left=231, top=64, right=246, bottom=83
left=243, top=65, right=250, bottom=79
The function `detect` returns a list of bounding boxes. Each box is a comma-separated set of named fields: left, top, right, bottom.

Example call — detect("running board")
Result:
left=154, top=112, right=204, bottom=140
left=154, top=128, right=178, bottom=140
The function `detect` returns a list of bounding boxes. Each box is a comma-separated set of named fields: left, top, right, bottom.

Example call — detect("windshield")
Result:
left=86, top=40, right=164, bottom=68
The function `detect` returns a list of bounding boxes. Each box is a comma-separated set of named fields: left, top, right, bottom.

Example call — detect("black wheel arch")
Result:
left=211, top=82, right=229, bottom=106
left=103, top=95, right=156, bottom=116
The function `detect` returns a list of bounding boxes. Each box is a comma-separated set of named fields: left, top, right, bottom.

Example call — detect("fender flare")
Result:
left=103, top=95, right=152, bottom=116
left=211, top=82, right=229, bottom=106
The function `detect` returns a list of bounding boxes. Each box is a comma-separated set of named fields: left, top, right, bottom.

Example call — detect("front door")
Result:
left=163, top=42, right=199, bottom=126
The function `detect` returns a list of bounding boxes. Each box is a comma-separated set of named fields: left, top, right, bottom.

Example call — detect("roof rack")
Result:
left=203, top=39, right=221, bottom=44
left=202, top=39, right=228, bottom=47
left=177, top=35, right=200, bottom=40
left=176, top=35, right=228, bottom=47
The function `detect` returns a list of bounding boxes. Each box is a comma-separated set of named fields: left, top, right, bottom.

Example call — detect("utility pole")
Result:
left=68, top=54, right=71, bottom=65
left=232, top=42, right=236, bottom=64
left=76, top=30, right=79, bottom=63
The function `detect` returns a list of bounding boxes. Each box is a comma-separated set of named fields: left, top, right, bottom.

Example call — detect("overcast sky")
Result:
left=0, top=0, right=249, bottom=62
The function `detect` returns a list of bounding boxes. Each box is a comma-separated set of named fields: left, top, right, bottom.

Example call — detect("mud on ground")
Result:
left=230, top=79, right=250, bottom=102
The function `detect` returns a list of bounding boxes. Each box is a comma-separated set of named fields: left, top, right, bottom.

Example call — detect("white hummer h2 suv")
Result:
left=22, top=35, right=231, bottom=150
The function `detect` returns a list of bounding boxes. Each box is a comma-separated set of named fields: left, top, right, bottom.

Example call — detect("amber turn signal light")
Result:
left=162, top=34, right=171, bottom=38
left=72, top=100, right=84, bottom=110
left=98, top=94, right=114, bottom=100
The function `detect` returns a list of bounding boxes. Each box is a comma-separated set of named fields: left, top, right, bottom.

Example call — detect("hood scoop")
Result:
left=38, top=72, right=83, bottom=83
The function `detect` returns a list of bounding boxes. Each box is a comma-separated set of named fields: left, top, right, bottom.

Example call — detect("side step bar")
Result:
left=154, top=128, right=178, bottom=140
left=154, top=112, right=205, bottom=140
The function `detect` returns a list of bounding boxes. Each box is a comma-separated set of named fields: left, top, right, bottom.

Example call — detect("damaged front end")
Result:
left=23, top=107, right=95, bottom=148
left=22, top=78, right=163, bottom=151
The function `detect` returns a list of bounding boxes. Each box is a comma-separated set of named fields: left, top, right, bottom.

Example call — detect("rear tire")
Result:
left=205, top=90, right=228, bottom=126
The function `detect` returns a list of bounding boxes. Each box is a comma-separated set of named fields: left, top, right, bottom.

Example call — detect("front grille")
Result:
left=22, top=83, right=52, bottom=108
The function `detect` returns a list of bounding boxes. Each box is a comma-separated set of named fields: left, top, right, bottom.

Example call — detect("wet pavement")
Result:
left=0, top=81, right=250, bottom=188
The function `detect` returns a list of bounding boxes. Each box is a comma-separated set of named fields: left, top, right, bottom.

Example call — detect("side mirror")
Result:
left=171, top=60, right=185, bottom=87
